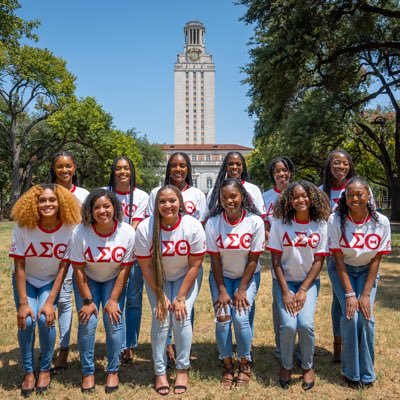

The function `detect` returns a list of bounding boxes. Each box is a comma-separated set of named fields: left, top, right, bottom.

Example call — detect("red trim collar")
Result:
left=181, top=183, right=190, bottom=192
left=292, top=217, right=311, bottom=224
left=161, top=214, right=182, bottom=231
left=331, top=179, right=349, bottom=191
left=223, top=210, right=246, bottom=226
left=346, top=214, right=372, bottom=224
left=93, top=221, right=118, bottom=237
left=273, top=187, right=281, bottom=194
left=70, top=185, right=76, bottom=193
left=115, top=188, right=135, bottom=195
left=38, top=222, right=63, bottom=233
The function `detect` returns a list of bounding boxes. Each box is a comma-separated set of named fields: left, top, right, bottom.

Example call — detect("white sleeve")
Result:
left=9, top=224, right=25, bottom=257
left=134, top=222, right=152, bottom=258
left=252, top=186, right=267, bottom=218
left=250, top=217, right=265, bottom=253
left=146, top=189, right=156, bottom=216
left=189, top=220, right=206, bottom=255
left=315, top=221, right=329, bottom=255
left=328, top=214, right=341, bottom=251
left=121, top=229, right=136, bottom=265
left=266, top=219, right=283, bottom=253
left=133, top=192, right=149, bottom=221
left=377, top=217, right=391, bottom=254
left=205, top=218, right=218, bottom=253
left=198, top=191, right=207, bottom=222
left=69, top=226, right=86, bottom=264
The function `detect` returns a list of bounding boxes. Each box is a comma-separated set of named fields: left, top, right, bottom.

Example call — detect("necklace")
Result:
left=161, top=219, right=179, bottom=229
left=348, top=211, right=369, bottom=226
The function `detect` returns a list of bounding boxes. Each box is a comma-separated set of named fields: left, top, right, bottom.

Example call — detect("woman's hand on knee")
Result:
left=358, top=294, right=371, bottom=320
left=345, top=296, right=359, bottom=319
left=294, top=290, right=307, bottom=313
left=104, top=298, right=122, bottom=324
left=172, top=297, right=187, bottom=322
left=233, top=289, right=250, bottom=315
left=38, top=301, right=56, bottom=327
left=282, top=290, right=297, bottom=317
left=17, top=304, right=35, bottom=330
left=78, top=303, right=98, bottom=325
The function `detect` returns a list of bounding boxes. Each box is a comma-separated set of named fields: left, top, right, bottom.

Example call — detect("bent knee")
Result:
left=217, top=315, right=231, bottom=323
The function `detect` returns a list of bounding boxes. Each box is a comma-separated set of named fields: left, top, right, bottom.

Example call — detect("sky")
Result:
left=18, top=0, right=257, bottom=147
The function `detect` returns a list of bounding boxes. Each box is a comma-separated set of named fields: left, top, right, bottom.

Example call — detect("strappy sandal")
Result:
left=235, top=360, right=251, bottom=388
left=50, top=348, right=69, bottom=374
left=221, top=358, right=235, bottom=390
left=154, top=375, right=170, bottom=396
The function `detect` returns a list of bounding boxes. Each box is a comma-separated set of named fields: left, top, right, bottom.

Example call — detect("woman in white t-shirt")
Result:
left=135, top=185, right=206, bottom=395
left=105, top=156, right=149, bottom=366
left=9, top=183, right=81, bottom=396
left=267, top=181, right=330, bottom=391
left=69, top=188, right=135, bottom=394
left=206, top=178, right=264, bottom=389
left=49, top=150, right=90, bottom=373
left=328, top=176, right=391, bottom=388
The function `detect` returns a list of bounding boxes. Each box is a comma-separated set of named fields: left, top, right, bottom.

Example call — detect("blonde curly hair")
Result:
left=11, top=184, right=81, bottom=229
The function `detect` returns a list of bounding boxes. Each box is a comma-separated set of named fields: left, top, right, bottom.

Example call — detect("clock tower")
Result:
left=174, top=21, right=216, bottom=144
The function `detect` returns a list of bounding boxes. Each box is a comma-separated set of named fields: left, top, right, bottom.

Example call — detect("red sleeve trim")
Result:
left=249, top=251, right=264, bottom=255
left=265, top=247, right=283, bottom=254
left=132, top=218, right=144, bottom=222
left=61, top=258, right=70, bottom=262
left=121, top=261, right=135, bottom=267
left=329, top=248, right=342, bottom=253
left=135, top=255, right=152, bottom=259
left=206, top=250, right=220, bottom=255
left=315, top=252, right=330, bottom=256
left=377, top=250, right=391, bottom=255
left=260, top=213, right=267, bottom=219
left=9, top=254, right=25, bottom=259
left=189, top=251, right=206, bottom=257
left=70, top=261, right=85, bottom=266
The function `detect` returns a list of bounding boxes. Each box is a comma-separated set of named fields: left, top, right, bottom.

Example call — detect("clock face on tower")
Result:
left=189, top=49, right=200, bottom=61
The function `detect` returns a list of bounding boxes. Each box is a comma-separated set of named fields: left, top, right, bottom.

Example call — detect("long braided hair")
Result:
left=207, top=152, right=249, bottom=211
left=336, top=176, right=379, bottom=234
left=152, top=184, right=185, bottom=320
left=107, top=156, right=136, bottom=225
left=49, top=150, right=79, bottom=186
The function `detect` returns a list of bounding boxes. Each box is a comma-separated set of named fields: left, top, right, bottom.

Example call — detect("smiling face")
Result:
left=330, top=152, right=351, bottom=186
left=220, top=184, right=243, bottom=220
left=345, top=182, right=369, bottom=215
left=290, top=185, right=310, bottom=217
left=37, top=188, right=59, bottom=220
left=92, top=195, right=115, bottom=226
left=114, top=159, right=132, bottom=188
left=158, top=188, right=180, bottom=223
left=226, top=154, right=244, bottom=180
left=53, top=156, right=76, bottom=188
left=169, top=154, right=188, bottom=189
left=273, top=161, right=291, bottom=191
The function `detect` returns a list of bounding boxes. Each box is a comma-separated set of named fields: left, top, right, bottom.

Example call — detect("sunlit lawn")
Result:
left=0, top=221, right=399, bottom=399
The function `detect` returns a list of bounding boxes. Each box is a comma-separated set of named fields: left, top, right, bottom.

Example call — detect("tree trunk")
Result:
left=10, top=120, right=21, bottom=205
left=390, top=178, right=400, bottom=222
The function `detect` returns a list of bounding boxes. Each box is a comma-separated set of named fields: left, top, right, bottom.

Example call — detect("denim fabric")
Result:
left=12, top=274, right=57, bottom=374
left=73, top=276, right=125, bottom=376
left=122, top=262, right=143, bottom=350
left=329, top=263, right=379, bottom=384
left=272, top=278, right=320, bottom=370
left=209, top=271, right=260, bottom=360
left=57, top=277, right=73, bottom=349
left=327, top=257, right=342, bottom=337
left=145, top=271, right=202, bottom=375
left=249, top=271, right=260, bottom=339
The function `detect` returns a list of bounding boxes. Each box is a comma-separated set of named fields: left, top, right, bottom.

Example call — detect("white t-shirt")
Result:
left=9, top=223, right=74, bottom=288
left=262, top=187, right=281, bottom=224
left=207, top=180, right=266, bottom=219
left=69, top=221, right=135, bottom=282
left=104, top=187, right=149, bottom=224
left=71, top=185, right=89, bottom=204
left=134, top=214, right=206, bottom=281
left=147, top=184, right=206, bottom=222
left=328, top=212, right=391, bottom=266
left=266, top=218, right=329, bottom=281
left=205, top=210, right=265, bottom=279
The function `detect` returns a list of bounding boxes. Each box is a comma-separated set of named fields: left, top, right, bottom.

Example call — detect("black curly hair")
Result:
left=81, top=188, right=123, bottom=226
left=208, top=178, right=261, bottom=218
left=49, top=150, right=79, bottom=186
left=336, top=176, right=379, bottom=234
left=163, top=152, right=193, bottom=187
left=207, top=152, right=249, bottom=211
left=322, top=149, right=355, bottom=202
left=107, top=156, right=136, bottom=224
left=268, top=156, right=295, bottom=184
left=273, top=180, right=330, bottom=224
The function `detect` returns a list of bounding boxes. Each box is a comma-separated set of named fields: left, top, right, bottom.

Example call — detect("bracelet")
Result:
left=300, top=286, right=307, bottom=292
left=175, top=296, right=186, bottom=303
left=345, top=292, right=356, bottom=298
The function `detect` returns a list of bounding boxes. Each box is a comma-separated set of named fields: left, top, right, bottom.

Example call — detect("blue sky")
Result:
left=18, top=1, right=256, bottom=147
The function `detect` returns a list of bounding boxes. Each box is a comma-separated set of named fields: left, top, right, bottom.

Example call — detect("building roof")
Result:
left=159, top=144, right=253, bottom=151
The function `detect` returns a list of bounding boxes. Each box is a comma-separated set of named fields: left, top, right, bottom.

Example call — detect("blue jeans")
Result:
left=327, top=257, right=342, bottom=337
left=329, top=263, right=379, bottom=384
left=57, top=276, right=73, bottom=349
left=12, top=275, right=57, bottom=374
left=73, top=276, right=125, bottom=376
left=122, top=263, right=143, bottom=350
left=145, top=272, right=201, bottom=375
left=209, top=271, right=260, bottom=361
left=272, top=278, right=320, bottom=370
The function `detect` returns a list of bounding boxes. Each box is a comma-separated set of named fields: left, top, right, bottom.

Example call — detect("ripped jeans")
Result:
left=209, top=271, right=259, bottom=361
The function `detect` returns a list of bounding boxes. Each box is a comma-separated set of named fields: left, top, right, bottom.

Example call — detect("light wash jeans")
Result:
left=122, top=262, right=143, bottom=350
left=12, top=274, right=57, bottom=374
left=145, top=271, right=202, bottom=375
left=73, top=276, right=125, bottom=376
left=57, top=270, right=73, bottom=349
left=272, top=278, right=320, bottom=370
left=329, top=262, right=379, bottom=384
left=209, top=271, right=260, bottom=361
left=327, top=257, right=342, bottom=337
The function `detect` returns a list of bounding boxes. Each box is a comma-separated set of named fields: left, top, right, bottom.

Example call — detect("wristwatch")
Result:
left=83, top=298, right=94, bottom=305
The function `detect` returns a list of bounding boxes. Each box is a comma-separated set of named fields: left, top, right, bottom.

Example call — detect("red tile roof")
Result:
left=159, top=144, right=252, bottom=151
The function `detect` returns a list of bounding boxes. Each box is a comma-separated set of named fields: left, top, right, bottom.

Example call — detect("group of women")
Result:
left=9, top=149, right=391, bottom=396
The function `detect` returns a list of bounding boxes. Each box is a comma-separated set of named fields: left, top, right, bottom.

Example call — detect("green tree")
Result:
left=239, top=0, right=400, bottom=220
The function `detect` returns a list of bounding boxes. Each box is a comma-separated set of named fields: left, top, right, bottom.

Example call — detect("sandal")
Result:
left=174, top=370, right=188, bottom=395
left=50, top=347, right=69, bottom=374
left=221, top=358, right=235, bottom=389
left=235, top=360, right=251, bottom=388
left=120, top=348, right=134, bottom=367
left=154, top=375, right=170, bottom=396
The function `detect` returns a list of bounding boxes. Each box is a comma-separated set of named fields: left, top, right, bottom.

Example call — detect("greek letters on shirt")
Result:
left=83, top=245, right=127, bottom=263
left=281, top=231, right=321, bottom=249
left=24, top=241, right=68, bottom=259
left=216, top=232, right=253, bottom=250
